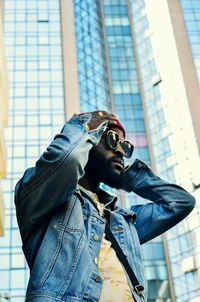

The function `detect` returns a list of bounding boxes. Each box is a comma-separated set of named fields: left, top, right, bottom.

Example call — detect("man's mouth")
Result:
left=112, top=157, right=124, bottom=170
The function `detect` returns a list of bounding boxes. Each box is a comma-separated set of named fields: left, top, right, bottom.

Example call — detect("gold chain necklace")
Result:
left=92, top=193, right=105, bottom=217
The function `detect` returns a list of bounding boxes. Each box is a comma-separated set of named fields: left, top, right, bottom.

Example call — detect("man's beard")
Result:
left=84, top=148, right=123, bottom=189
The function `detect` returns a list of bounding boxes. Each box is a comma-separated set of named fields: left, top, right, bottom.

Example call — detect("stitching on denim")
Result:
left=57, top=233, right=85, bottom=298
left=20, top=133, right=86, bottom=201
left=38, top=196, right=79, bottom=288
left=136, top=214, right=165, bottom=233
left=129, top=168, right=143, bottom=189
left=26, top=290, right=83, bottom=301
left=157, top=190, right=173, bottom=204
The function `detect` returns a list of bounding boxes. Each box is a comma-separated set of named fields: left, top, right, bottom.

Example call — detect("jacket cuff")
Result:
left=122, top=159, right=148, bottom=192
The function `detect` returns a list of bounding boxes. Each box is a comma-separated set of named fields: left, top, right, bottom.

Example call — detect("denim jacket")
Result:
left=15, top=114, right=195, bottom=302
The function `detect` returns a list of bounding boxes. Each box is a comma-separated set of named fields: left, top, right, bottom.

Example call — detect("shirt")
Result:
left=92, top=193, right=135, bottom=302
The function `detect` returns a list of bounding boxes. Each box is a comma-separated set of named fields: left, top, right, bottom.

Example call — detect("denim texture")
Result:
left=15, top=114, right=195, bottom=302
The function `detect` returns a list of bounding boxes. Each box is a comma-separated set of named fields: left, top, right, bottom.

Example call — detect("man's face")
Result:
left=85, top=127, right=126, bottom=188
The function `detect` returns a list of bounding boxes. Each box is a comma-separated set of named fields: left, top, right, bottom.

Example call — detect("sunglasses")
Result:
left=105, top=130, right=134, bottom=158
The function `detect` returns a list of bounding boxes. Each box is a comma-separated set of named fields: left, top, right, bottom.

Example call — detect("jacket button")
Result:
left=94, top=257, right=98, bottom=265
left=93, top=234, right=99, bottom=241
left=95, top=275, right=102, bottom=283
left=138, top=162, right=144, bottom=169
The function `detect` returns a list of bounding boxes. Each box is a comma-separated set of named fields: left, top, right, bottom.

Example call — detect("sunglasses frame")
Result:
left=105, top=130, right=134, bottom=158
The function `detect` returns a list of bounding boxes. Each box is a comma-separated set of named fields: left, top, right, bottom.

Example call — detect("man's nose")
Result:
left=115, top=143, right=125, bottom=157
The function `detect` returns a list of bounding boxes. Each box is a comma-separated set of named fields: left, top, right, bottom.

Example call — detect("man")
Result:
left=15, top=111, right=195, bottom=302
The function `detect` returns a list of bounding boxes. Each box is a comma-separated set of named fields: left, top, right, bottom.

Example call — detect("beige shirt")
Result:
left=92, top=193, right=135, bottom=302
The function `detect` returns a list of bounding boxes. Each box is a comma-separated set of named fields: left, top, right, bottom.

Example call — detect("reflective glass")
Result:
left=2, top=0, right=65, bottom=300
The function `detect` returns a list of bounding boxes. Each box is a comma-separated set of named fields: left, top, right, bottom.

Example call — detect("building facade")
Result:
left=0, top=0, right=199, bottom=301
left=130, top=1, right=200, bottom=301
left=0, top=0, right=8, bottom=238
left=1, top=0, right=65, bottom=300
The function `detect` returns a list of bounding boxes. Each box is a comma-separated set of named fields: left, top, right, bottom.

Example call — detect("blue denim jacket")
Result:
left=15, top=114, right=195, bottom=302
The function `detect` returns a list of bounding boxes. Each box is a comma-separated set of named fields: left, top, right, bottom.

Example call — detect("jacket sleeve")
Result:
left=15, top=114, right=107, bottom=229
left=123, top=159, right=196, bottom=244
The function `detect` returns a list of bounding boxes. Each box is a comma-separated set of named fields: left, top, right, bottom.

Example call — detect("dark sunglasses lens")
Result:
left=122, top=142, right=134, bottom=158
left=107, top=131, right=118, bottom=149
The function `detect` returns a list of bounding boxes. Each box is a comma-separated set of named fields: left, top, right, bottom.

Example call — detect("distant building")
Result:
left=0, top=0, right=8, bottom=237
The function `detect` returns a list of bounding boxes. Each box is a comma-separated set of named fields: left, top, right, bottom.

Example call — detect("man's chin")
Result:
left=102, top=170, right=122, bottom=189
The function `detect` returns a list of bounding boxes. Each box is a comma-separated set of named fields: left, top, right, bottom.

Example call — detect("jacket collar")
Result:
left=77, top=185, right=117, bottom=211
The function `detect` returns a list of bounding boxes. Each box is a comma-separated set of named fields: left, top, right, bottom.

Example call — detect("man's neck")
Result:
left=78, top=175, right=100, bottom=194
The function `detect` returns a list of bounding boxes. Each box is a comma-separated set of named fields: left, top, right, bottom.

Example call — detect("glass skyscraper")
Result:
left=103, top=2, right=170, bottom=301
left=131, top=1, right=200, bottom=301
left=180, top=0, right=200, bottom=84
left=1, top=1, right=65, bottom=300
left=0, top=0, right=9, bottom=238
left=1, top=0, right=199, bottom=301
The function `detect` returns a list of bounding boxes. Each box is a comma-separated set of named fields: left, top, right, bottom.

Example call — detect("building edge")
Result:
left=167, top=0, right=200, bottom=155
left=60, top=0, right=80, bottom=119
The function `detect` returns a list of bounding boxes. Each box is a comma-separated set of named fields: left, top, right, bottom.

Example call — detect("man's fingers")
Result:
left=96, top=112, right=118, bottom=120
left=77, top=111, right=120, bottom=130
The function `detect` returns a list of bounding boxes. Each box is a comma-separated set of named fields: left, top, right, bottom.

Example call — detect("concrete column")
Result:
left=60, top=0, right=80, bottom=119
